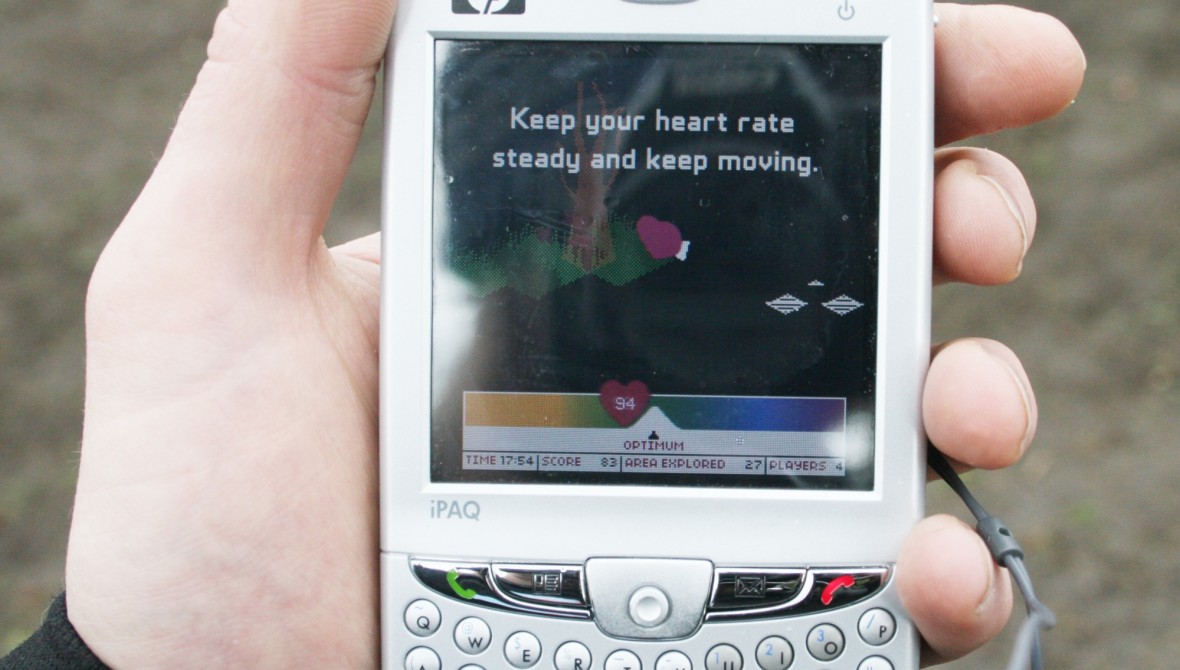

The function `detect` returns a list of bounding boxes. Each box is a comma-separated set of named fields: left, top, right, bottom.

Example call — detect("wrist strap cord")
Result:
left=926, top=444, right=1057, bottom=670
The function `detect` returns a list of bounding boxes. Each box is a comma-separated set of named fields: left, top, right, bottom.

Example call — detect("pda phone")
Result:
left=380, top=1, right=932, bottom=668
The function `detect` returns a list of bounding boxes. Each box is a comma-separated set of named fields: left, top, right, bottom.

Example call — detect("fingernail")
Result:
left=920, top=515, right=1001, bottom=619
left=974, top=171, right=1031, bottom=278
left=976, top=173, right=1031, bottom=255
left=973, top=534, right=998, bottom=617
left=977, top=339, right=1038, bottom=458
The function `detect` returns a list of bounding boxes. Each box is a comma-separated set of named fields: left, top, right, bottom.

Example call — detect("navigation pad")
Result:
left=410, top=559, right=890, bottom=633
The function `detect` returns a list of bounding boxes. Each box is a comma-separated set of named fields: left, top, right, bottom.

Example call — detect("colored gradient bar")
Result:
left=464, top=392, right=845, bottom=432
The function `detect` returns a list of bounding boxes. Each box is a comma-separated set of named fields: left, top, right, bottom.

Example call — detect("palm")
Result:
left=69, top=236, right=382, bottom=666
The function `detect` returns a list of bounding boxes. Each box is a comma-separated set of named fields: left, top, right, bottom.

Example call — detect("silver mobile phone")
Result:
left=380, top=1, right=932, bottom=668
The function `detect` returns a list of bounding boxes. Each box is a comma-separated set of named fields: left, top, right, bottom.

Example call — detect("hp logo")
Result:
left=453, top=0, right=526, bottom=14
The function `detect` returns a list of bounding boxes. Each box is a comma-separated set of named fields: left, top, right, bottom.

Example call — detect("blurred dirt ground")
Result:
left=1, top=0, right=1178, bottom=667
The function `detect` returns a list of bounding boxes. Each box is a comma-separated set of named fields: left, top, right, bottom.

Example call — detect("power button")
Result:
left=837, top=0, right=856, bottom=20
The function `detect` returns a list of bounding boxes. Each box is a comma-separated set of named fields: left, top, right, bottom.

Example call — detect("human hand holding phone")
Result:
left=59, top=1, right=1083, bottom=668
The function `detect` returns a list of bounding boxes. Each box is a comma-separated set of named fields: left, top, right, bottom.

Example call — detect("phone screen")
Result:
left=429, top=40, right=882, bottom=490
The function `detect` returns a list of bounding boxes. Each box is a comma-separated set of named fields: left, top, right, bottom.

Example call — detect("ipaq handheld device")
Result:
left=380, top=1, right=932, bottom=668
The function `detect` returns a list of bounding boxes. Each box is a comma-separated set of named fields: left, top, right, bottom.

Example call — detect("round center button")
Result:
left=628, top=586, right=671, bottom=627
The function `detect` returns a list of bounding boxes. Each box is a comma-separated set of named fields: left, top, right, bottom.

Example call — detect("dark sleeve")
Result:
left=0, top=593, right=111, bottom=670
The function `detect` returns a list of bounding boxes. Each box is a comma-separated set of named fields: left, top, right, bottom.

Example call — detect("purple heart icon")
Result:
left=637, top=216, right=683, bottom=260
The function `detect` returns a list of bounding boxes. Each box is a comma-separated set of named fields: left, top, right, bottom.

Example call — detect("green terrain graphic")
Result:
left=446, top=214, right=673, bottom=298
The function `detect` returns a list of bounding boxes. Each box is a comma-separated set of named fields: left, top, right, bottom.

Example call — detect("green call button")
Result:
left=447, top=569, right=478, bottom=600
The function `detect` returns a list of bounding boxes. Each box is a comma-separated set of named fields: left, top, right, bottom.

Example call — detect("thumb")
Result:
left=108, top=0, right=395, bottom=277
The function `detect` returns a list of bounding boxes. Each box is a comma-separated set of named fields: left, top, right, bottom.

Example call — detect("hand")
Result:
left=62, top=1, right=1084, bottom=668
left=897, top=3, right=1084, bottom=665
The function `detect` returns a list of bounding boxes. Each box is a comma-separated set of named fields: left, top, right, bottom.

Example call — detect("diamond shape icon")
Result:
left=823, top=295, right=864, bottom=316
left=767, top=293, right=807, bottom=315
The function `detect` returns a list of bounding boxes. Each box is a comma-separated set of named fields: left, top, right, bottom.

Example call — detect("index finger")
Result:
left=935, top=3, right=1085, bottom=146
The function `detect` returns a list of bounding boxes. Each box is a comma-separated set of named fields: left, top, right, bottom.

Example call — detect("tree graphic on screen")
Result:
left=562, top=83, right=621, bottom=272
